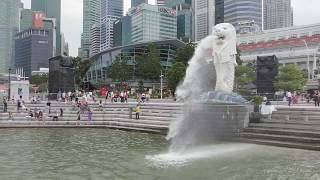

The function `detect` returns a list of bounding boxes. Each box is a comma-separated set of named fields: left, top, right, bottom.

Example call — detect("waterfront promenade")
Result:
left=1, top=100, right=320, bottom=150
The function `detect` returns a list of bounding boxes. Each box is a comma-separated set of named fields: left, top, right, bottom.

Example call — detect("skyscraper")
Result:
left=100, top=0, right=123, bottom=51
left=0, top=0, right=20, bottom=74
left=166, top=0, right=192, bottom=41
left=31, top=0, right=61, bottom=56
left=264, top=0, right=293, bottom=30
left=224, top=0, right=262, bottom=32
left=90, top=23, right=101, bottom=56
left=81, top=0, right=101, bottom=58
left=113, top=16, right=132, bottom=47
left=15, top=28, right=54, bottom=77
left=215, top=0, right=224, bottom=24
left=131, top=0, right=147, bottom=7
left=192, top=0, right=215, bottom=41
left=20, top=8, right=33, bottom=32
left=130, top=4, right=177, bottom=43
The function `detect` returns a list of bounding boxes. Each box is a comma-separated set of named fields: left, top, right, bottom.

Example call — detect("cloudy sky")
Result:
left=21, top=0, right=320, bottom=57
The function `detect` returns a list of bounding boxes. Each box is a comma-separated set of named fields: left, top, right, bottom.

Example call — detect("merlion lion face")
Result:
left=212, top=23, right=236, bottom=45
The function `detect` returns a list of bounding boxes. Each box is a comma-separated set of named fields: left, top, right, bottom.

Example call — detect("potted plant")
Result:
left=251, top=96, right=263, bottom=112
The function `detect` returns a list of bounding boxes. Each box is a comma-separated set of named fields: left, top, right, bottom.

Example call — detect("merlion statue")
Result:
left=176, top=23, right=237, bottom=101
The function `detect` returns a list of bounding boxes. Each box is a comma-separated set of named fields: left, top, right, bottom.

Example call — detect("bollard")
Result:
left=129, top=107, right=133, bottom=119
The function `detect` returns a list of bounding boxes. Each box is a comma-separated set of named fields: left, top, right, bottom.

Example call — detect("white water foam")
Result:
left=146, top=143, right=254, bottom=168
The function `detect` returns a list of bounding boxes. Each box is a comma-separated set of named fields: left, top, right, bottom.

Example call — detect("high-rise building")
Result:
left=131, top=0, right=147, bottom=7
left=15, top=28, right=54, bottom=78
left=224, top=0, right=262, bottom=33
left=61, top=33, right=69, bottom=56
left=156, top=0, right=166, bottom=6
left=31, top=0, right=61, bottom=56
left=192, top=0, right=215, bottom=41
left=100, top=0, right=123, bottom=51
left=90, top=23, right=101, bottom=56
left=165, top=0, right=192, bottom=41
left=0, top=0, right=20, bottom=74
left=215, top=0, right=224, bottom=24
left=264, top=0, right=293, bottom=30
left=20, top=8, right=33, bottom=32
left=81, top=0, right=101, bottom=58
left=130, top=4, right=177, bottom=43
left=113, top=16, right=132, bottom=47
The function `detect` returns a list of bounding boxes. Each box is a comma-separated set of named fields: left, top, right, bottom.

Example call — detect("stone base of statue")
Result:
left=169, top=93, right=249, bottom=150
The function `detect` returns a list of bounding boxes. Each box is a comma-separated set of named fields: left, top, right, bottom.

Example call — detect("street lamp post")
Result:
left=8, top=68, right=11, bottom=100
left=303, top=40, right=311, bottom=80
left=160, top=71, right=164, bottom=100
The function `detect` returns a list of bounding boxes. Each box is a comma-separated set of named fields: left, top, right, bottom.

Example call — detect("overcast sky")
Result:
left=21, top=0, right=320, bottom=57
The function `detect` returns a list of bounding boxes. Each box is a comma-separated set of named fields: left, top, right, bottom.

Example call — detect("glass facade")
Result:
left=113, top=16, right=132, bottom=47
left=31, top=0, right=62, bottom=56
left=15, top=28, right=54, bottom=77
left=0, top=0, right=20, bottom=73
left=20, top=9, right=33, bottom=32
left=215, top=0, right=224, bottom=24
left=87, top=39, right=186, bottom=83
left=192, top=0, right=215, bottom=41
left=100, top=0, right=123, bottom=51
left=81, top=0, right=101, bottom=58
left=130, top=4, right=177, bottom=43
left=224, top=0, right=262, bottom=31
left=264, top=0, right=293, bottom=30
left=177, top=10, right=192, bottom=41
left=131, top=0, right=147, bottom=8
left=165, top=0, right=192, bottom=41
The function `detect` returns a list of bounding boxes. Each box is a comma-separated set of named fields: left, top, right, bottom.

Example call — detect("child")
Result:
left=135, top=104, right=141, bottom=120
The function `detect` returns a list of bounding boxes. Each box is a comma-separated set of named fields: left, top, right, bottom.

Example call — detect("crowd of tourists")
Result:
left=283, top=90, right=320, bottom=107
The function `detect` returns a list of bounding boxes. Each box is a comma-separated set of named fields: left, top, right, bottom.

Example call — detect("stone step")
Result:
left=244, top=127, right=320, bottom=138
left=1, top=113, right=172, bottom=121
left=261, top=118, right=320, bottom=125
left=269, top=114, right=320, bottom=121
left=0, top=120, right=169, bottom=130
left=241, top=132, right=320, bottom=144
left=0, top=124, right=165, bottom=134
left=249, top=123, right=320, bottom=131
left=276, top=107, right=320, bottom=112
left=238, top=137, right=320, bottom=151
left=272, top=111, right=320, bottom=116
left=0, top=113, right=177, bottom=122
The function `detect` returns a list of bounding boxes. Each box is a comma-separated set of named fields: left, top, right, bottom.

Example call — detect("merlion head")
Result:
left=212, top=23, right=236, bottom=45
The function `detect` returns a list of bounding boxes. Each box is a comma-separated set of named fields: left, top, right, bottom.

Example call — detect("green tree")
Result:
left=234, top=64, right=256, bottom=95
left=174, top=43, right=195, bottom=65
left=30, top=74, right=48, bottom=85
left=275, top=64, right=307, bottom=91
left=167, top=62, right=187, bottom=94
left=137, top=80, right=144, bottom=93
left=135, top=43, right=163, bottom=81
left=73, top=57, right=93, bottom=85
left=107, top=56, right=132, bottom=82
left=164, top=43, right=195, bottom=93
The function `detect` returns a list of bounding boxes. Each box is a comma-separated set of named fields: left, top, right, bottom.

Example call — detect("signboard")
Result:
left=158, top=7, right=176, bottom=16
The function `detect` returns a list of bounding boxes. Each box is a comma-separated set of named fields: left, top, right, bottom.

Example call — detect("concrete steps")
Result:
left=242, top=106, right=320, bottom=150
left=0, top=102, right=181, bottom=134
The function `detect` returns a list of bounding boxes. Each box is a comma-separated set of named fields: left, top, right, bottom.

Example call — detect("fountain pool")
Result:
left=0, top=128, right=319, bottom=180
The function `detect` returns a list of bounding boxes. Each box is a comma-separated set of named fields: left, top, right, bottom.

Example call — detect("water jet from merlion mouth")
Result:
left=166, top=23, right=249, bottom=153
